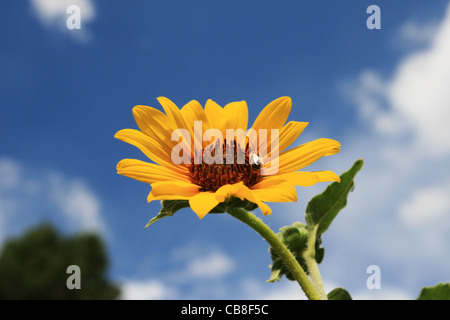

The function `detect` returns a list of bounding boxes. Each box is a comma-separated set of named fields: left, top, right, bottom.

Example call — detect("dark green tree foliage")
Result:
left=0, top=224, right=120, bottom=300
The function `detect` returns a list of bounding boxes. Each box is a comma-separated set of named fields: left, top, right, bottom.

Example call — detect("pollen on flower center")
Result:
left=187, top=139, right=262, bottom=192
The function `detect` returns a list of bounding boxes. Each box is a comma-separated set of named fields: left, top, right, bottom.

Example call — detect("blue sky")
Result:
left=1, top=0, right=449, bottom=299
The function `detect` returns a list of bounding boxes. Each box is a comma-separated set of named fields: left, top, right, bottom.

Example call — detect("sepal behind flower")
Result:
left=145, top=197, right=259, bottom=227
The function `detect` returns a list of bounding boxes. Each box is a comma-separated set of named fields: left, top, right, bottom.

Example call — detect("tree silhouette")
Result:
left=0, top=223, right=120, bottom=299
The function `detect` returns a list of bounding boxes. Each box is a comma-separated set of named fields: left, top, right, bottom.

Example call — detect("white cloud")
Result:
left=328, top=2, right=450, bottom=300
left=119, top=247, right=235, bottom=299
left=257, top=281, right=307, bottom=300
left=168, top=242, right=236, bottom=281
left=48, top=173, right=104, bottom=233
left=0, top=157, right=106, bottom=244
left=353, top=286, right=414, bottom=300
left=398, top=22, right=439, bottom=48
left=0, top=158, right=21, bottom=190
left=31, top=0, right=95, bottom=24
left=239, top=278, right=346, bottom=300
left=344, top=70, right=407, bottom=136
left=348, top=3, right=450, bottom=157
left=120, top=279, right=177, bottom=300
left=398, top=182, right=450, bottom=227
left=30, top=0, right=96, bottom=41
left=186, top=251, right=234, bottom=279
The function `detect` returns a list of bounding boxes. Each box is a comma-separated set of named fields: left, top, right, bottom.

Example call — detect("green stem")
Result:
left=304, top=226, right=327, bottom=299
left=227, top=207, right=322, bottom=300
left=304, top=257, right=327, bottom=299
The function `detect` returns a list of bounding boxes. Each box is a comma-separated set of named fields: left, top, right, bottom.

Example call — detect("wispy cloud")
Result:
left=29, top=0, right=96, bottom=42
left=185, top=252, right=234, bottom=279
left=120, top=279, right=178, bottom=300
left=119, top=245, right=238, bottom=299
left=398, top=181, right=450, bottom=227
left=352, top=286, right=414, bottom=300
left=48, top=172, right=104, bottom=233
left=0, top=157, right=106, bottom=244
left=346, top=3, right=450, bottom=157
left=396, top=21, right=439, bottom=49
left=329, top=2, right=450, bottom=298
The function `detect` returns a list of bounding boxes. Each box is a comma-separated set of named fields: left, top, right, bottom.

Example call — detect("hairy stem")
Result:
left=304, top=226, right=327, bottom=299
left=227, top=207, right=322, bottom=300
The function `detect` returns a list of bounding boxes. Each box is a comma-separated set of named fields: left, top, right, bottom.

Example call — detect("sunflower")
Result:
left=115, top=96, right=341, bottom=220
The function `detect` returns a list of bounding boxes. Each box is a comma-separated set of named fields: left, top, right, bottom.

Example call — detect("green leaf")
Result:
left=268, top=222, right=322, bottom=282
left=306, top=159, right=364, bottom=235
left=268, top=266, right=283, bottom=283
left=327, top=287, right=352, bottom=300
left=268, top=159, right=363, bottom=283
left=314, top=235, right=325, bottom=264
left=145, top=200, right=190, bottom=227
left=417, top=283, right=450, bottom=300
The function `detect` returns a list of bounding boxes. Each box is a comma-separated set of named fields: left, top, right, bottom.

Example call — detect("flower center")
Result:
left=188, top=139, right=262, bottom=192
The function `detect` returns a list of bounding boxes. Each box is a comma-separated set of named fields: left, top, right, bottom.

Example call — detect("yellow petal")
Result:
left=250, top=96, right=292, bottom=132
left=224, top=101, right=248, bottom=131
left=251, top=179, right=297, bottom=203
left=180, top=100, right=210, bottom=133
left=260, top=121, right=309, bottom=162
left=132, top=105, right=176, bottom=150
left=147, top=194, right=193, bottom=203
left=265, top=138, right=341, bottom=175
left=248, top=97, right=292, bottom=161
left=205, top=99, right=226, bottom=134
left=157, top=97, right=194, bottom=152
left=157, top=97, right=190, bottom=130
left=115, top=129, right=191, bottom=175
left=189, top=192, right=220, bottom=219
left=313, top=170, right=341, bottom=183
left=251, top=178, right=290, bottom=189
left=180, top=100, right=211, bottom=155
left=277, top=121, right=309, bottom=153
left=147, top=180, right=200, bottom=202
left=114, top=129, right=178, bottom=169
left=260, top=171, right=340, bottom=187
left=116, top=159, right=189, bottom=184
left=214, top=182, right=245, bottom=202
left=213, top=182, right=272, bottom=215
left=233, top=184, right=273, bottom=215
